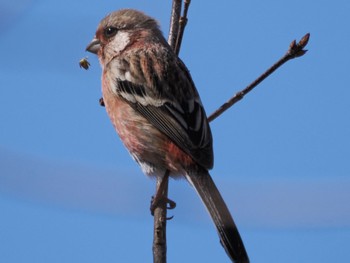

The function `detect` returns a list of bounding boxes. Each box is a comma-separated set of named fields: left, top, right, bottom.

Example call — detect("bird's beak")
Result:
left=86, top=37, right=101, bottom=54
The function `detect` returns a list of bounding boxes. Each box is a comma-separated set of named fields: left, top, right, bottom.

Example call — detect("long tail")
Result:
left=185, top=168, right=249, bottom=263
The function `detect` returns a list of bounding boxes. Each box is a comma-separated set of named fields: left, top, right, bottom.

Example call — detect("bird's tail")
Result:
left=185, top=168, right=249, bottom=263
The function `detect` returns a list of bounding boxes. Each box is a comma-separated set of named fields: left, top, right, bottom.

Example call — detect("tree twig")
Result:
left=208, top=33, right=310, bottom=122
left=152, top=1, right=184, bottom=263
left=153, top=2, right=310, bottom=262
left=174, top=0, right=191, bottom=55
left=152, top=173, right=170, bottom=263
left=167, top=0, right=182, bottom=49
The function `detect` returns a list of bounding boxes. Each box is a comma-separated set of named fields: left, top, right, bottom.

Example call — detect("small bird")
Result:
left=86, top=9, right=249, bottom=263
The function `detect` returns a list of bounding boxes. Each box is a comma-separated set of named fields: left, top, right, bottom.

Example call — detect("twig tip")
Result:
left=299, top=33, right=310, bottom=48
left=288, top=32, right=310, bottom=58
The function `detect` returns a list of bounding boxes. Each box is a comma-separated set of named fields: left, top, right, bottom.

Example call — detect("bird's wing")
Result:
left=113, top=48, right=213, bottom=169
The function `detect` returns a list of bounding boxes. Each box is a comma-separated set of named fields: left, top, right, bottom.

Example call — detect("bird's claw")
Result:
left=150, top=195, right=176, bottom=219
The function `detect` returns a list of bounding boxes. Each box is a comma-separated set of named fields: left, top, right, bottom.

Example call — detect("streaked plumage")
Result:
left=86, top=9, right=249, bottom=262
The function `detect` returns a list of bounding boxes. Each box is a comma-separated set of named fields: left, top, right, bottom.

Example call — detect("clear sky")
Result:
left=1, top=0, right=349, bottom=262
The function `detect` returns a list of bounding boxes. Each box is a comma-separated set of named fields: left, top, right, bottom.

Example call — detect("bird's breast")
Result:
left=101, top=72, right=195, bottom=177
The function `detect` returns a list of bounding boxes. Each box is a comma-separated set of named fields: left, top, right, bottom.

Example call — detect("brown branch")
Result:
left=167, top=0, right=182, bottom=49
left=152, top=2, right=184, bottom=263
left=153, top=3, right=310, bottom=263
left=152, top=173, right=170, bottom=263
left=208, top=33, right=310, bottom=122
left=174, top=0, right=191, bottom=55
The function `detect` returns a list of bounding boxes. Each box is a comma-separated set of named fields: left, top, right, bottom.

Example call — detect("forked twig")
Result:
left=153, top=1, right=184, bottom=263
left=174, top=0, right=191, bottom=55
left=208, top=33, right=310, bottom=122
left=152, top=1, right=310, bottom=263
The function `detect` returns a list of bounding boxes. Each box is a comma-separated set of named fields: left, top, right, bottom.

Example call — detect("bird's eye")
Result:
left=104, top=27, right=118, bottom=38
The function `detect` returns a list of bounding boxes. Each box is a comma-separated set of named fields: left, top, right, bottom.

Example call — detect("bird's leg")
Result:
left=150, top=170, right=176, bottom=217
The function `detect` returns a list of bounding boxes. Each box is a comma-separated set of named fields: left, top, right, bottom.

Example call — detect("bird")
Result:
left=86, top=9, right=249, bottom=263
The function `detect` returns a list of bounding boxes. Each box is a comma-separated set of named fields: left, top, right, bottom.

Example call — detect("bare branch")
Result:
left=153, top=3, right=310, bottom=263
left=167, top=0, right=182, bottom=49
left=152, top=174, right=170, bottom=263
left=208, top=33, right=310, bottom=122
left=174, top=0, right=191, bottom=55
left=152, top=2, right=186, bottom=263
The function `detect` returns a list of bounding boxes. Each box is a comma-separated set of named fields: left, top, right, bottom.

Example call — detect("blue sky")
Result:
left=1, top=0, right=349, bottom=262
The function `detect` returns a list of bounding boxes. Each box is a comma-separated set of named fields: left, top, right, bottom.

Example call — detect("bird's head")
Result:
left=86, top=9, right=163, bottom=66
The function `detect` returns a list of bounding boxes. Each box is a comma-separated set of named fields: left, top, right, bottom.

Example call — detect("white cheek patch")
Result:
left=103, top=31, right=131, bottom=68
left=113, top=31, right=130, bottom=53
